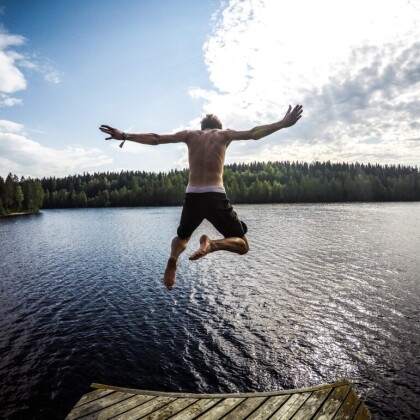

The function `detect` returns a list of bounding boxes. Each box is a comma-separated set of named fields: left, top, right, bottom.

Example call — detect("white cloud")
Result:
left=0, top=119, right=25, bottom=133
left=0, top=93, right=22, bottom=107
left=0, top=120, right=113, bottom=178
left=191, top=0, right=420, bottom=165
left=0, top=31, right=25, bottom=49
left=0, top=29, right=61, bottom=104
left=43, top=69, right=60, bottom=84
left=0, top=28, right=70, bottom=177
left=0, top=49, right=27, bottom=93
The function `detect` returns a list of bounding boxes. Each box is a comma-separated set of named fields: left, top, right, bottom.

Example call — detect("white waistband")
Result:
left=186, top=185, right=226, bottom=193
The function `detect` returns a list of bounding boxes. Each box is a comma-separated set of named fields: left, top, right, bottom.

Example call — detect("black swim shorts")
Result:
left=177, top=192, right=248, bottom=239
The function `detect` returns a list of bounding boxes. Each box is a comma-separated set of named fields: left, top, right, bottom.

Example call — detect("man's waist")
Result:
left=186, top=185, right=226, bottom=193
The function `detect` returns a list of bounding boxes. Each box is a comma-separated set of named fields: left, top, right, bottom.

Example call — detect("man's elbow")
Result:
left=251, top=133, right=264, bottom=141
left=250, top=128, right=265, bottom=140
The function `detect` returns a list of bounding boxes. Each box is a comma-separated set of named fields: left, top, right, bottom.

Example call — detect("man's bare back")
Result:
left=186, top=129, right=231, bottom=187
left=100, top=105, right=303, bottom=290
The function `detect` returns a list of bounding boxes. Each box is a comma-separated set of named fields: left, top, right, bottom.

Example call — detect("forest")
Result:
left=0, top=174, right=44, bottom=216
left=1, top=161, right=419, bottom=214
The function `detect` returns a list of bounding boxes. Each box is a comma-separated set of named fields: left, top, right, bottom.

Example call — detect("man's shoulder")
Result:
left=200, top=128, right=230, bottom=137
left=195, top=129, right=231, bottom=143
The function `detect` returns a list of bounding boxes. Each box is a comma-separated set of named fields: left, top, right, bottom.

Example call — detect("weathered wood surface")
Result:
left=66, top=380, right=371, bottom=419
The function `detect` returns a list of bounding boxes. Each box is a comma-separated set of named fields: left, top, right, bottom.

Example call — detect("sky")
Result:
left=0, top=0, right=419, bottom=179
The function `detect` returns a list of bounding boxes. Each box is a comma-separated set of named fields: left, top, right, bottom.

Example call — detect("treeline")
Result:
left=1, top=161, right=418, bottom=213
left=0, top=174, right=44, bottom=216
left=39, top=161, right=419, bottom=208
left=42, top=169, right=188, bottom=208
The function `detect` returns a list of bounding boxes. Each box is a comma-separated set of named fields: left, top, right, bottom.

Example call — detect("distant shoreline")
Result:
left=0, top=211, right=39, bottom=218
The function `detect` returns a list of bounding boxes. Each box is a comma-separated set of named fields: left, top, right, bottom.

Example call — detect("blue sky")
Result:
left=1, top=0, right=419, bottom=178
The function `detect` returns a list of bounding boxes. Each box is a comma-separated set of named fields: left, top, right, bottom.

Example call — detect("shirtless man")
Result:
left=100, top=104, right=303, bottom=290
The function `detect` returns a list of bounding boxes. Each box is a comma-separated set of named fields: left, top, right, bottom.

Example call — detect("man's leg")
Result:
left=192, top=192, right=249, bottom=261
left=164, top=236, right=189, bottom=290
left=189, top=234, right=249, bottom=260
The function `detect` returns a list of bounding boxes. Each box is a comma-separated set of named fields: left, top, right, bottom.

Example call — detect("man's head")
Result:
left=200, top=114, right=222, bottom=130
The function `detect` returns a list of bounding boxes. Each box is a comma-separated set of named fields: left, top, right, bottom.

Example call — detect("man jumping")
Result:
left=100, top=104, right=303, bottom=290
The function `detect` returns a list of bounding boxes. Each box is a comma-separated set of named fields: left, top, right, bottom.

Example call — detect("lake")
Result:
left=0, top=203, right=419, bottom=419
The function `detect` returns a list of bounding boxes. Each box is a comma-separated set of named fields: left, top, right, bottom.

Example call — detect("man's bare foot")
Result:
left=164, top=256, right=177, bottom=291
left=189, top=235, right=214, bottom=261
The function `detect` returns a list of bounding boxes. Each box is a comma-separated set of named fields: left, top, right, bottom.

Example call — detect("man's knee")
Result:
left=173, top=236, right=189, bottom=249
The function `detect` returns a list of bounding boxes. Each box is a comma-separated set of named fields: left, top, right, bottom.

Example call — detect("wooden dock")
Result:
left=66, top=380, right=371, bottom=419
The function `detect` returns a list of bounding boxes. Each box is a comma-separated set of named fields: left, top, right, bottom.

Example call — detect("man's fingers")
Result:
left=292, top=105, right=303, bottom=118
left=100, top=124, right=122, bottom=140
left=281, top=104, right=302, bottom=122
left=282, top=105, right=303, bottom=126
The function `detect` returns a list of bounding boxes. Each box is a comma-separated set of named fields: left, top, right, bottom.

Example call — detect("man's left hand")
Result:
left=99, top=125, right=124, bottom=140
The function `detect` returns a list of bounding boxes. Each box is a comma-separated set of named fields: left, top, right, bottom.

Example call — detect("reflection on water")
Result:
left=0, top=203, right=419, bottom=419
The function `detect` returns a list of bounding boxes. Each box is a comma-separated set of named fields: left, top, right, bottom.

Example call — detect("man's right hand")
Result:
left=99, top=125, right=124, bottom=140
left=280, top=105, right=303, bottom=129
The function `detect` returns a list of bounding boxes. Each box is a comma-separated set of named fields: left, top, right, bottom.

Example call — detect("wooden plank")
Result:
left=223, top=396, right=267, bottom=419
left=270, top=392, right=311, bottom=419
left=196, top=397, right=245, bottom=419
left=67, top=381, right=371, bottom=420
left=74, top=389, right=114, bottom=408
left=332, top=388, right=361, bottom=419
left=142, top=397, right=198, bottom=419
left=313, top=385, right=351, bottom=420
left=292, top=389, right=332, bottom=420
left=115, top=396, right=174, bottom=419
left=80, top=394, right=154, bottom=419
left=247, top=395, right=290, bottom=420
left=169, top=398, right=222, bottom=420
left=90, top=380, right=350, bottom=399
left=66, top=392, right=133, bottom=419
left=353, top=402, right=371, bottom=420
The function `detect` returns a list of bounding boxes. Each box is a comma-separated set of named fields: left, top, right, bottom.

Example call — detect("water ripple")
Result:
left=1, top=204, right=419, bottom=418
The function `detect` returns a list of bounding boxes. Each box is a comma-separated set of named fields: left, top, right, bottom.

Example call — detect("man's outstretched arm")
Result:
left=226, top=104, right=303, bottom=141
left=99, top=125, right=189, bottom=145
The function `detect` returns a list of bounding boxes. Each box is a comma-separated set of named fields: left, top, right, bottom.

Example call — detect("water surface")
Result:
left=0, top=203, right=419, bottom=418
